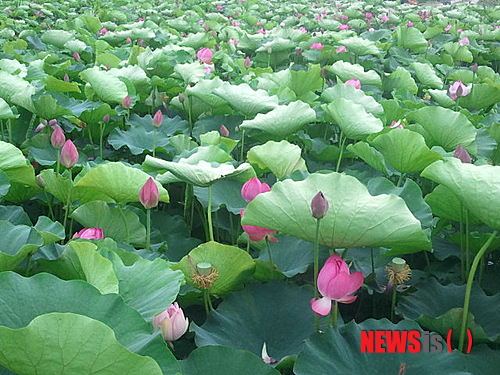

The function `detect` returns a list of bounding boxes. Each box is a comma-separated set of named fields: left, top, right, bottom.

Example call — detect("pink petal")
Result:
left=311, top=297, right=332, bottom=316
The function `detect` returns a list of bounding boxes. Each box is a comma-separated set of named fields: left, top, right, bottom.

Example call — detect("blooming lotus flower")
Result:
left=139, top=177, right=159, bottom=209
left=60, top=140, right=78, bottom=169
left=99, top=28, right=108, bottom=35
left=310, top=254, right=364, bottom=315
left=459, top=37, right=470, bottom=46
left=448, top=81, right=470, bottom=100
left=230, top=38, right=238, bottom=46
left=390, top=120, right=404, bottom=129
left=231, top=21, right=241, bottom=27
left=298, top=26, right=307, bottom=33
left=444, top=24, right=452, bottom=32
left=72, top=52, right=80, bottom=61
left=153, top=303, right=189, bottom=342
left=199, top=19, right=205, bottom=24
left=339, top=24, right=349, bottom=30
left=457, top=28, right=463, bottom=33
left=51, top=125, right=65, bottom=148
left=406, top=22, right=414, bottom=27
left=241, top=177, right=270, bottom=202
left=72, top=227, right=104, bottom=239
left=219, top=125, right=230, bottom=137
left=341, top=15, right=348, bottom=21
left=310, top=42, right=324, bottom=50
left=454, top=145, right=472, bottom=163
left=381, top=14, right=389, bottom=23
left=336, top=46, right=347, bottom=53
left=126, top=37, right=132, bottom=43
left=240, top=209, right=277, bottom=242
left=122, top=95, right=132, bottom=109
left=244, top=56, right=251, bottom=68
left=197, top=48, right=213, bottom=64
left=152, top=110, right=163, bottom=127
left=345, top=79, right=361, bottom=89
left=365, top=12, right=373, bottom=20
left=311, top=192, right=329, bottom=219
left=204, top=65, right=212, bottom=74
left=258, top=28, right=266, bottom=34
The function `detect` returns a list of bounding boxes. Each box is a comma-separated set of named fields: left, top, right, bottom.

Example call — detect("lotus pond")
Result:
left=0, top=0, right=499, bottom=374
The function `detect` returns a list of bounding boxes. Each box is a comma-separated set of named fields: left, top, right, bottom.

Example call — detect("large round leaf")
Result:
left=321, top=84, right=383, bottom=116
left=0, top=141, right=37, bottom=187
left=176, top=241, right=255, bottom=295
left=396, top=26, right=428, bottom=52
left=74, top=162, right=169, bottom=204
left=80, top=67, right=129, bottom=104
left=424, top=184, right=480, bottom=224
left=0, top=313, right=163, bottom=375
left=239, top=101, right=316, bottom=138
left=339, top=36, right=381, bottom=56
left=325, top=98, right=383, bottom=140
left=421, top=158, right=500, bottom=230
left=247, top=140, right=307, bottom=179
left=242, top=172, right=430, bottom=253
left=294, top=319, right=500, bottom=374
left=407, top=107, right=476, bottom=151
left=371, top=129, right=442, bottom=173
left=0, top=221, right=43, bottom=272
left=0, top=272, right=179, bottom=374
left=329, top=61, right=382, bottom=86
left=411, top=62, right=443, bottom=89
left=181, top=346, right=279, bottom=375
left=346, top=142, right=389, bottom=175
left=383, top=67, right=418, bottom=95
left=193, top=281, right=314, bottom=360
left=0, top=71, right=35, bottom=111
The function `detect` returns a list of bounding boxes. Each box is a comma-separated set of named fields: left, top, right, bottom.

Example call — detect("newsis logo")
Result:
left=360, top=329, right=473, bottom=354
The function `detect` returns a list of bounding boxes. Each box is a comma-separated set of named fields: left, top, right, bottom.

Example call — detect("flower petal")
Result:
left=311, top=297, right=332, bottom=316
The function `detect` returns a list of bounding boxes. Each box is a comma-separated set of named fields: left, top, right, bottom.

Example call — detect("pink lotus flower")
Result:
left=310, top=42, right=324, bottom=50
left=365, top=12, right=373, bottom=20
left=457, top=28, right=463, bottom=33
left=390, top=120, right=404, bottom=129
left=345, top=79, right=361, bottom=89
left=339, top=24, right=349, bottom=30
left=51, top=125, right=65, bottom=148
left=244, top=56, right=251, bottom=68
left=341, top=15, right=348, bottom=21
left=406, top=22, right=414, bottom=27
left=99, top=28, right=108, bottom=35
left=448, top=81, right=470, bottom=100
left=138, top=39, right=145, bottom=46
left=216, top=5, right=223, bottom=11
left=231, top=21, right=241, bottom=27
left=230, top=38, right=238, bottom=46
left=298, top=26, right=307, bottom=33
left=199, top=19, right=205, bottom=25
left=197, top=48, right=213, bottom=64
left=138, top=17, right=144, bottom=22
left=459, top=37, right=470, bottom=46
left=63, top=73, right=70, bottom=82
left=454, top=145, right=472, bottom=164
left=219, top=125, right=230, bottom=137
left=152, top=110, right=163, bottom=127
left=241, top=177, right=270, bottom=202
left=368, top=27, right=375, bottom=32
left=72, top=227, right=104, bottom=240
left=240, top=209, right=277, bottom=242
left=72, top=52, right=81, bottom=61
left=126, top=37, right=132, bottom=43
left=315, top=14, right=322, bottom=21
left=60, top=140, right=79, bottom=169
left=139, top=177, right=159, bottom=209
left=153, top=303, right=189, bottom=342
left=258, top=28, right=266, bottom=34
left=381, top=14, right=389, bottom=23
left=310, top=254, right=364, bottom=316
left=122, top=95, right=132, bottom=109
left=311, top=192, right=329, bottom=219
left=336, top=46, right=347, bottom=53
left=444, top=24, right=452, bottom=32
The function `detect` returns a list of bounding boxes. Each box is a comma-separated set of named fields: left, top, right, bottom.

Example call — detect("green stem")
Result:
left=183, top=184, right=193, bottom=233
left=313, top=219, right=321, bottom=331
left=62, top=177, right=73, bottom=240
left=44, top=192, right=55, bottom=220
left=203, top=289, right=211, bottom=315
left=465, top=208, right=470, bottom=274
left=152, top=127, right=157, bottom=157
left=459, top=208, right=465, bottom=283
left=207, top=185, right=214, bottom=241
left=239, top=130, right=245, bottom=161
left=265, top=237, right=274, bottom=265
left=335, top=132, right=345, bottom=172
left=458, top=230, right=498, bottom=352
left=188, top=94, right=193, bottom=135
left=0, top=120, right=4, bottom=140
left=7, top=119, right=12, bottom=144
left=99, top=123, right=104, bottom=159
left=246, top=240, right=250, bottom=253
left=332, top=301, right=338, bottom=327
left=396, top=173, right=405, bottom=187
left=56, top=149, right=61, bottom=174
left=390, top=286, right=397, bottom=322
left=146, top=208, right=151, bottom=250
left=370, top=248, right=375, bottom=275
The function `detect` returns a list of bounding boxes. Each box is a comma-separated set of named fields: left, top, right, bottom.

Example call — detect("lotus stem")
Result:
left=146, top=208, right=151, bottom=250
left=396, top=173, right=405, bottom=187
left=152, top=127, right=157, bottom=158
left=240, top=130, right=245, bottom=161
left=332, top=301, right=338, bottom=327
left=207, top=185, right=214, bottom=241
left=390, top=285, right=397, bottom=322
left=458, top=230, right=497, bottom=352
left=7, top=119, right=12, bottom=143
left=313, top=218, right=321, bottom=331
left=99, top=122, right=104, bottom=159
left=183, top=184, right=193, bottom=233
left=265, top=237, right=274, bottom=266
left=56, top=149, right=61, bottom=174
left=465, top=208, right=470, bottom=274
left=459, top=208, right=465, bottom=282
left=335, top=132, right=346, bottom=172
left=62, top=176, right=73, bottom=241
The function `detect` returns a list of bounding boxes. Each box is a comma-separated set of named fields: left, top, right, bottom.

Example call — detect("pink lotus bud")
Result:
left=406, top=22, right=414, bottom=27
left=102, top=114, right=110, bottom=123
left=138, top=39, right=145, bottom=46
left=338, top=24, right=349, bottom=31
left=459, top=37, right=470, bottom=46
left=230, top=38, right=238, bottom=46
left=241, top=177, right=271, bottom=202
left=219, top=125, right=230, bottom=137
left=341, top=15, right=348, bottom=21
left=126, top=37, right=132, bottom=43
left=216, top=5, right=223, bottom=11
left=34, top=123, right=46, bottom=133
left=390, top=120, right=404, bottom=129
left=261, top=343, right=277, bottom=365
left=298, top=26, right=307, bottom=33
left=204, top=66, right=212, bottom=74
left=243, top=56, right=251, bottom=68
left=138, top=17, right=144, bottom=21
left=72, top=227, right=105, bottom=239
left=153, top=302, right=189, bottom=342
left=336, top=46, right=347, bottom=53
left=457, top=29, right=463, bottom=33
left=345, top=78, right=361, bottom=90
left=63, top=73, right=70, bottom=82
left=240, top=209, right=277, bottom=242
left=258, top=28, right=266, bottom=34
left=311, top=191, right=329, bottom=219
left=122, top=95, right=132, bottom=109
left=99, top=28, right=108, bottom=35
left=60, top=140, right=79, bottom=169
left=381, top=14, right=389, bottom=23
left=448, top=81, right=470, bottom=100
left=454, top=145, right=472, bottom=163
left=152, top=110, right=163, bottom=127
left=444, top=24, right=452, bottom=32
left=72, top=52, right=81, bottom=61
left=50, top=125, right=65, bottom=148
left=365, top=12, right=373, bottom=20
left=471, top=63, right=478, bottom=73
left=311, top=254, right=364, bottom=315
left=310, top=42, right=324, bottom=50
left=295, top=49, right=304, bottom=56
left=199, top=19, right=205, bottom=25
left=139, top=177, right=159, bottom=209
left=196, top=48, right=213, bottom=64
left=48, top=119, right=58, bottom=126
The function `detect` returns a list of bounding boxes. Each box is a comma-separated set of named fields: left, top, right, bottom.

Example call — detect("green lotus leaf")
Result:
left=174, top=62, right=206, bottom=84
left=294, top=319, right=500, bottom=374
left=41, top=29, right=74, bottom=47
left=107, top=66, right=150, bottom=92
left=80, top=67, right=129, bottom=104
left=371, top=129, right=442, bottom=173
left=176, top=241, right=256, bottom=295
left=407, top=106, right=476, bottom=151
left=0, top=272, right=179, bottom=374
left=395, top=25, right=428, bottom=52
left=44, top=75, right=81, bottom=93
left=329, top=61, right=382, bottom=86
left=339, top=36, right=381, bottom=56
left=383, top=67, right=418, bottom=95
left=444, top=42, right=473, bottom=63
left=321, top=84, right=384, bottom=116
left=410, top=62, right=444, bottom=89
left=0, top=170, right=9, bottom=197
left=32, top=94, right=72, bottom=120
left=458, top=83, right=500, bottom=110
left=424, top=184, right=480, bottom=224
left=398, top=278, right=500, bottom=344
left=213, top=82, right=279, bottom=117
left=74, top=162, right=169, bottom=204
left=0, top=141, right=37, bottom=187
left=0, top=313, right=163, bottom=375
left=34, top=216, right=65, bottom=245
left=247, top=140, right=307, bottom=179
left=421, top=158, right=500, bottom=230
left=346, top=142, right=389, bottom=175
left=186, top=78, right=229, bottom=108
left=71, top=201, right=146, bottom=245
left=0, top=220, right=43, bottom=272
left=194, top=281, right=313, bottom=360
left=0, top=69, right=34, bottom=112
left=193, top=180, right=247, bottom=215
left=325, top=98, right=383, bottom=140
left=181, top=346, right=279, bottom=375
left=428, top=89, right=455, bottom=108
left=256, top=37, right=295, bottom=53
left=0, top=98, right=16, bottom=119
left=242, top=172, right=430, bottom=254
